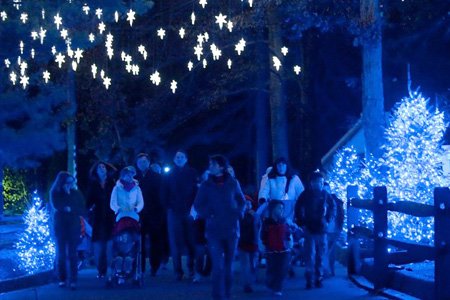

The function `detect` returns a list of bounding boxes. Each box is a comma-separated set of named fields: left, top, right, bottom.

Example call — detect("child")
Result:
left=295, top=172, right=335, bottom=289
left=238, top=200, right=261, bottom=293
left=261, top=200, right=293, bottom=296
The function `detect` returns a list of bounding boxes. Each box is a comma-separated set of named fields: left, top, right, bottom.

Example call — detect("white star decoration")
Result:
left=55, top=52, right=65, bottom=68
left=215, top=13, right=227, bottom=30
left=43, top=70, right=51, bottom=83
left=170, top=80, right=177, bottom=93
left=82, top=4, right=90, bottom=15
left=210, top=44, right=221, bottom=61
left=115, top=11, right=119, bottom=23
left=91, top=64, right=97, bottom=78
left=293, top=65, right=302, bottom=75
left=126, top=9, right=136, bottom=26
left=20, top=13, right=28, bottom=24
left=1, top=11, right=7, bottom=21
left=98, top=22, right=106, bottom=34
left=103, top=76, right=111, bottom=89
left=150, top=71, right=161, bottom=86
left=179, top=28, right=186, bottom=39
left=54, top=13, right=62, bottom=30
left=194, top=45, right=203, bottom=61
left=227, top=59, right=232, bottom=69
left=191, top=12, right=196, bottom=25
left=235, top=39, right=246, bottom=55
left=95, top=8, right=103, bottom=19
left=74, top=48, right=83, bottom=63
left=202, top=59, right=207, bottom=68
left=227, top=21, right=233, bottom=32
left=60, top=29, right=68, bottom=40
left=4, top=59, right=10, bottom=68
left=272, top=56, right=282, bottom=71
left=188, top=61, right=193, bottom=71
left=199, top=0, right=207, bottom=8
left=89, top=33, right=95, bottom=42
left=157, top=28, right=166, bottom=40
left=20, top=75, right=29, bottom=89
left=281, top=46, right=289, bottom=56
left=10, top=72, right=17, bottom=85
left=31, top=31, right=38, bottom=40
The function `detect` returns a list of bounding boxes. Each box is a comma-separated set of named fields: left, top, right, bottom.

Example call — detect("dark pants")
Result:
left=326, top=232, right=340, bottom=275
left=239, top=250, right=257, bottom=286
left=55, top=229, right=79, bottom=283
left=93, top=240, right=113, bottom=276
left=266, top=252, right=291, bottom=292
left=304, top=231, right=327, bottom=283
left=141, top=222, right=165, bottom=274
left=195, top=244, right=212, bottom=276
left=208, top=237, right=238, bottom=300
left=167, top=211, right=195, bottom=276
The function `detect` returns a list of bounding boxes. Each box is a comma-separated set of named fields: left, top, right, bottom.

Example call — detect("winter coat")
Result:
left=194, top=174, right=246, bottom=240
left=135, top=169, right=164, bottom=227
left=110, top=180, right=144, bottom=222
left=258, top=175, right=304, bottom=223
left=261, top=217, right=292, bottom=253
left=86, top=178, right=116, bottom=241
left=294, top=189, right=335, bottom=234
left=51, top=189, right=85, bottom=238
left=161, top=165, right=198, bottom=216
left=238, top=210, right=261, bottom=252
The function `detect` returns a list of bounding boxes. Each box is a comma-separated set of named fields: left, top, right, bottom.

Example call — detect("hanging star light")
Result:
left=293, top=65, right=301, bottom=75
left=199, top=0, right=207, bottom=8
left=19, top=41, right=24, bottom=54
left=281, top=46, right=288, bottom=56
left=170, top=80, right=177, bottom=93
left=191, top=12, right=196, bottom=25
left=4, top=59, right=11, bottom=68
left=106, top=47, right=114, bottom=60
left=0, top=11, right=7, bottom=21
left=114, top=11, right=119, bottom=23
left=157, top=28, right=166, bottom=40
left=210, top=44, right=221, bottom=61
left=31, top=31, right=38, bottom=40
left=100, top=69, right=105, bottom=79
left=131, top=64, right=139, bottom=75
left=227, top=59, right=232, bottom=69
left=39, top=27, right=46, bottom=44
left=204, top=32, right=209, bottom=42
left=88, top=33, right=95, bottom=42
left=215, top=13, right=227, bottom=30
left=272, top=56, right=281, bottom=71
left=187, top=61, right=193, bottom=71
left=202, top=59, right=207, bottom=68
left=82, top=4, right=90, bottom=15
left=71, top=61, right=77, bottom=71
left=10, top=71, right=17, bottom=85
left=42, top=70, right=50, bottom=83
left=227, top=21, right=233, bottom=32
left=125, top=63, right=132, bottom=73
left=74, top=48, right=83, bottom=63
left=98, top=22, right=106, bottom=34
left=51, top=46, right=56, bottom=55
left=91, top=64, right=97, bottom=78
left=150, top=71, right=161, bottom=86
left=95, top=8, right=103, bottom=19
left=31, top=49, right=35, bottom=59
left=20, top=75, right=29, bottom=89
left=126, top=9, right=136, bottom=26
left=194, top=44, right=203, bottom=61
left=197, top=34, right=205, bottom=45
left=20, top=13, right=28, bottom=24
left=235, top=39, right=246, bottom=55
left=138, top=45, right=146, bottom=54
left=55, top=52, right=65, bottom=68
left=248, top=0, right=254, bottom=7
left=179, top=27, right=186, bottom=39
left=41, top=9, right=45, bottom=20
left=60, top=28, right=69, bottom=40
left=20, top=61, right=27, bottom=75
left=54, top=13, right=62, bottom=30
left=103, top=76, right=111, bottom=89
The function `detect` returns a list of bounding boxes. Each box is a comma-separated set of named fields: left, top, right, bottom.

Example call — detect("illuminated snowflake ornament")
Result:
left=294, top=65, right=301, bottom=75
left=170, top=80, right=177, bottom=93
left=187, top=61, right=193, bottom=71
left=272, top=56, right=281, bottom=71
left=157, top=28, right=166, bottom=40
left=54, top=13, right=62, bottom=30
left=43, top=70, right=50, bottom=83
left=199, top=0, right=207, bottom=8
left=150, top=71, right=161, bottom=86
left=215, top=13, right=227, bottom=30
left=98, top=22, right=106, bottom=34
left=55, top=52, right=65, bottom=68
left=126, top=9, right=136, bottom=26
left=91, top=64, right=97, bottom=78
left=103, top=76, right=111, bottom=89
left=179, top=28, right=186, bottom=39
left=281, top=46, right=288, bottom=56
left=20, top=75, right=29, bottom=89
left=1, top=11, right=7, bottom=21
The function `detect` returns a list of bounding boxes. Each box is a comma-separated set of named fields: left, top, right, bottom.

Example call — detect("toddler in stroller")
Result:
left=108, top=216, right=143, bottom=287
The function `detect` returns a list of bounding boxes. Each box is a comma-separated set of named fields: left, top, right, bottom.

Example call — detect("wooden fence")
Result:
left=346, top=186, right=450, bottom=300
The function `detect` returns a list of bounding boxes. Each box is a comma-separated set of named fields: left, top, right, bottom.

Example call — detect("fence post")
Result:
left=347, top=185, right=360, bottom=275
left=434, top=187, right=450, bottom=300
left=373, top=186, right=388, bottom=291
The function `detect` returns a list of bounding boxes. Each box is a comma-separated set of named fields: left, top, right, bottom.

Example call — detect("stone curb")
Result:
left=0, top=270, right=54, bottom=293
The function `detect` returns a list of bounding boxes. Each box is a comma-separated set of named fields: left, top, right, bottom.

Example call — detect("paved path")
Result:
left=1, top=262, right=386, bottom=300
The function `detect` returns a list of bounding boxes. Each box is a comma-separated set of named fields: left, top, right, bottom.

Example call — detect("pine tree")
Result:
left=15, top=191, right=55, bottom=274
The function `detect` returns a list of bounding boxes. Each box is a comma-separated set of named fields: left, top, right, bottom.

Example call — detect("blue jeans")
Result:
left=208, top=237, right=238, bottom=300
left=167, top=211, right=195, bottom=276
left=304, top=231, right=327, bottom=283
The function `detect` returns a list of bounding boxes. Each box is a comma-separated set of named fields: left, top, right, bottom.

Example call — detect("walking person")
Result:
left=50, top=171, right=85, bottom=290
left=161, top=150, right=198, bottom=280
left=86, top=161, right=117, bottom=279
left=194, top=155, right=246, bottom=300
left=295, top=171, right=335, bottom=289
left=261, top=200, right=293, bottom=296
left=238, top=200, right=260, bottom=293
left=135, top=153, right=164, bottom=276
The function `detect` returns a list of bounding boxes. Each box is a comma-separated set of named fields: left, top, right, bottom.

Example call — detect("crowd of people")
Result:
left=48, top=150, right=344, bottom=299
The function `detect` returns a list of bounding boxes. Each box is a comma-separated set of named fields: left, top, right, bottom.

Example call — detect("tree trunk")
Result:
left=268, top=5, right=289, bottom=161
left=67, top=69, right=77, bottom=181
left=361, top=0, right=385, bottom=159
left=0, top=167, right=3, bottom=220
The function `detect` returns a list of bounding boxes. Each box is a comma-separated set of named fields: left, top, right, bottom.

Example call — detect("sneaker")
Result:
left=58, top=281, right=66, bottom=288
left=273, top=291, right=283, bottom=296
left=243, top=285, right=253, bottom=293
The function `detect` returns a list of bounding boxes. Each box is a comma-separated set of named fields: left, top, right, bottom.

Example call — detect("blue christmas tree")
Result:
left=15, top=191, right=55, bottom=274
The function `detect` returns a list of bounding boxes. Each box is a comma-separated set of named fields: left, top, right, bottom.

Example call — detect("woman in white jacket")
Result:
left=257, top=158, right=304, bottom=224
left=110, top=166, right=144, bottom=222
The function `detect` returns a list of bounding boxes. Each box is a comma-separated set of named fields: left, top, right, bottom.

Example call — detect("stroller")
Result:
left=108, top=216, right=143, bottom=287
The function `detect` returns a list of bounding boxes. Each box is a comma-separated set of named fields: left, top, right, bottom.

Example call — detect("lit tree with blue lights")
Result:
left=15, top=191, right=55, bottom=274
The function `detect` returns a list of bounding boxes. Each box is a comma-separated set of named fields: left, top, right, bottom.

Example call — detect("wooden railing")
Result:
left=346, top=186, right=450, bottom=300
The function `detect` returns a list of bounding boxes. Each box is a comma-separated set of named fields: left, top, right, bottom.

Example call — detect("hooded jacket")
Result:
left=110, top=180, right=144, bottom=222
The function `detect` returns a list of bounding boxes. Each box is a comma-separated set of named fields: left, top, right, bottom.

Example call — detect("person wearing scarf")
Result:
left=110, top=166, right=144, bottom=222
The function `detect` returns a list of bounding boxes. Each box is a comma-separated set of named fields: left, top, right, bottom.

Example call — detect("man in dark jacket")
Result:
left=294, top=171, right=335, bottom=289
left=136, top=153, right=165, bottom=276
left=194, top=155, right=246, bottom=300
left=161, top=150, right=198, bottom=280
